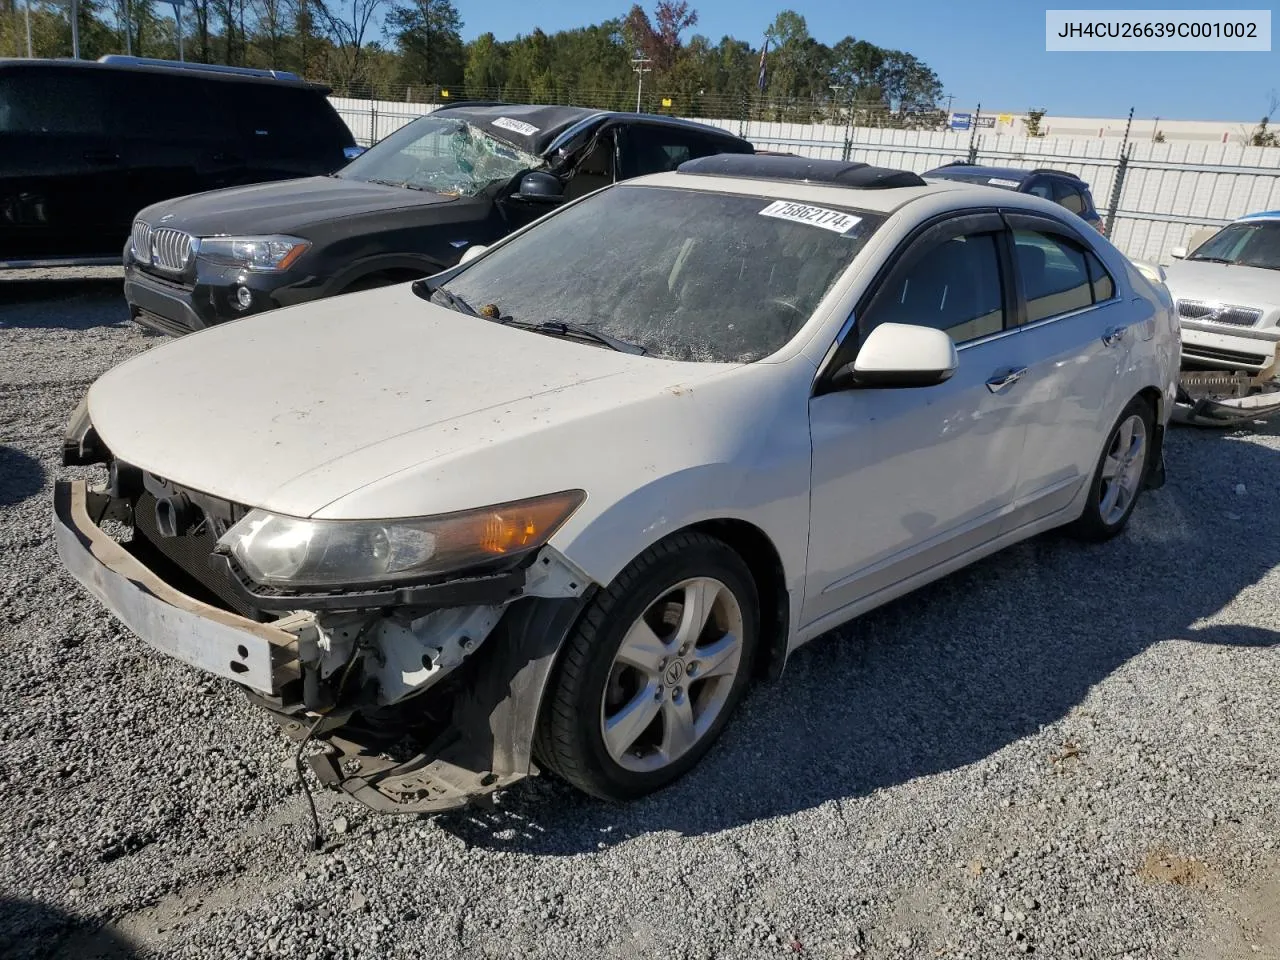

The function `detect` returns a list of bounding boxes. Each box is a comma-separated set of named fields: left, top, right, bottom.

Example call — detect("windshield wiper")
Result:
left=365, top=177, right=429, bottom=191
left=503, top=318, right=647, bottom=355
left=1188, top=255, right=1234, bottom=264
left=428, top=285, right=479, bottom=317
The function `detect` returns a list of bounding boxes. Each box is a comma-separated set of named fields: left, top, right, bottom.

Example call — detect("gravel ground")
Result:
left=1, top=280, right=1278, bottom=960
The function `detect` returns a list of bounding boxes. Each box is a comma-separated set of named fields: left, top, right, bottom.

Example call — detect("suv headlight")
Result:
left=197, top=235, right=311, bottom=272
left=218, top=491, right=585, bottom=589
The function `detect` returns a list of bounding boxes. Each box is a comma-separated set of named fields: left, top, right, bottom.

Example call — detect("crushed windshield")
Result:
left=426, top=185, right=883, bottom=363
left=338, top=116, right=543, bottom=197
left=1189, top=220, right=1280, bottom=270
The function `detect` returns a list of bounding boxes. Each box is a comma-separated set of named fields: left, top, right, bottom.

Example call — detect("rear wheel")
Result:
left=534, top=532, right=759, bottom=801
left=1068, top=396, right=1154, bottom=541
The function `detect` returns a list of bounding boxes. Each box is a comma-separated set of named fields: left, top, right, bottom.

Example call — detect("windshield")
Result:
left=1189, top=220, right=1280, bottom=270
left=338, top=115, right=543, bottom=197
left=431, top=185, right=883, bottom=363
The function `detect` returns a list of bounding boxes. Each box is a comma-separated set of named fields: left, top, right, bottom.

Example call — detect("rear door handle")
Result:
left=82, top=150, right=120, bottom=165
left=211, top=152, right=245, bottom=164
left=986, top=367, right=1028, bottom=392
left=1102, top=326, right=1127, bottom=346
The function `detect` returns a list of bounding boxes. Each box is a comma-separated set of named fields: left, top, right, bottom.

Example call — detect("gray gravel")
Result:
left=1, top=281, right=1278, bottom=960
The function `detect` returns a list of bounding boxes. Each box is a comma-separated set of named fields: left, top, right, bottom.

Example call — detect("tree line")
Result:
left=0, top=0, right=947, bottom=123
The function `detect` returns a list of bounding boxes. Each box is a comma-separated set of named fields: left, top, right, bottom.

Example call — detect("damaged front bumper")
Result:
left=53, top=478, right=591, bottom=814
left=1175, top=369, right=1280, bottom=427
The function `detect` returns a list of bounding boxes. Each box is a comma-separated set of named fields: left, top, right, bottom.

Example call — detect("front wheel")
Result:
left=1068, top=396, right=1154, bottom=541
left=534, top=532, right=759, bottom=801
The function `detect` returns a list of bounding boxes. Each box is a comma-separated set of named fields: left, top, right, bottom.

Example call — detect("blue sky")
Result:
left=457, top=0, right=1279, bottom=121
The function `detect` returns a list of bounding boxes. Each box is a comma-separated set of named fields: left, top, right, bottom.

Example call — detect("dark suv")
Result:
left=922, top=162, right=1106, bottom=234
left=0, top=56, right=356, bottom=267
left=123, top=103, right=754, bottom=335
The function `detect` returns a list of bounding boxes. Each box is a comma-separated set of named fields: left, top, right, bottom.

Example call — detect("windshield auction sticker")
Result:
left=759, top=200, right=862, bottom=234
left=1045, top=9, right=1271, bottom=50
left=492, top=117, right=541, bottom=136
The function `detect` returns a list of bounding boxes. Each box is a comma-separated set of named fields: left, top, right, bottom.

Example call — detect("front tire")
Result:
left=1069, top=396, right=1154, bottom=542
left=534, top=532, right=759, bottom=801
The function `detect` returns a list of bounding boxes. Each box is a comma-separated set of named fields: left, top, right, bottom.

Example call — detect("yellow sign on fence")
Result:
left=661, top=97, right=673, bottom=108
left=441, top=89, right=450, bottom=98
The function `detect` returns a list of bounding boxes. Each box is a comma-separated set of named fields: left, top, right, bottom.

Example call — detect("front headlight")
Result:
left=218, top=491, right=586, bottom=589
left=197, top=235, right=311, bottom=272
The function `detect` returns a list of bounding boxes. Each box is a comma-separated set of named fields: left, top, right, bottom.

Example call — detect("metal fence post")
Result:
left=738, top=95, right=748, bottom=138
left=370, top=100, right=378, bottom=146
left=1106, top=146, right=1129, bottom=237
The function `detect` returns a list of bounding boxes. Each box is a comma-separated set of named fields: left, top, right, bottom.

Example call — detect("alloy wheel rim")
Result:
left=600, top=577, right=744, bottom=773
left=1098, top=413, right=1147, bottom=525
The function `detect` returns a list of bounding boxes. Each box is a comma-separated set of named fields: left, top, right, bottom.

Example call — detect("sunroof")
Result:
left=677, top=154, right=927, bottom=189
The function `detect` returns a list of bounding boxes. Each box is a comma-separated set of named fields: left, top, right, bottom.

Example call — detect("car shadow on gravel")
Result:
left=0, top=447, right=46, bottom=508
left=437, top=423, right=1280, bottom=855
left=0, top=280, right=130, bottom=331
left=0, top=897, right=140, bottom=960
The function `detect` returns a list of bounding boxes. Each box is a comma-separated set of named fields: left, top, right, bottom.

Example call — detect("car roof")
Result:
left=1238, top=210, right=1280, bottom=221
left=430, top=102, right=751, bottom=157
left=0, top=56, right=329, bottom=91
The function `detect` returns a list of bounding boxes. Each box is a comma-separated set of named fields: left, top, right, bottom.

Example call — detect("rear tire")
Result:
left=533, top=532, right=759, bottom=802
left=1068, top=396, right=1154, bottom=542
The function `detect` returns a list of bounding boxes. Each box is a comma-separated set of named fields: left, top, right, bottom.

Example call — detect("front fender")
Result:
left=315, top=252, right=448, bottom=299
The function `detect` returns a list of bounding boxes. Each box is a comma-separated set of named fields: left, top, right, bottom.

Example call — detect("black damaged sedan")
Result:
left=124, top=103, right=753, bottom=335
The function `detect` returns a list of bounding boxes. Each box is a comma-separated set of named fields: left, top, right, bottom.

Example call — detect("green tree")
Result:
left=464, top=31, right=506, bottom=94
left=386, top=0, right=464, bottom=90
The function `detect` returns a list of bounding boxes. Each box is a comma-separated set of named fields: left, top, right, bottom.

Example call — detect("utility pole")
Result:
left=173, top=0, right=184, bottom=60
left=70, top=0, right=80, bottom=58
left=124, top=0, right=132, bottom=55
left=24, top=0, right=33, bottom=57
left=631, top=56, right=652, bottom=114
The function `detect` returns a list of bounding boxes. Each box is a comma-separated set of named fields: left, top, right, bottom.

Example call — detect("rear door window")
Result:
left=1051, top=179, right=1086, bottom=215
left=113, top=74, right=234, bottom=141
left=229, top=85, right=350, bottom=145
left=1023, top=178, right=1054, bottom=200
left=0, top=68, right=107, bottom=135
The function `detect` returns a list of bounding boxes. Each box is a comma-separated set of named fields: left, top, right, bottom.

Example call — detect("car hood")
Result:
left=1163, top=259, right=1280, bottom=314
left=86, top=285, right=731, bottom=519
left=138, top=176, right=457, bottom=236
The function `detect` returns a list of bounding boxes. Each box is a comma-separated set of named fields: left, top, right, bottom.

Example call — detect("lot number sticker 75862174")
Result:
left=758, top=200, right=862, bottom=234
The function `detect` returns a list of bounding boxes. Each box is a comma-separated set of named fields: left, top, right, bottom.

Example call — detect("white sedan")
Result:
left=56, top=155, right=1179, bottom=813
left=1167, top=211, right=1280, bottom=374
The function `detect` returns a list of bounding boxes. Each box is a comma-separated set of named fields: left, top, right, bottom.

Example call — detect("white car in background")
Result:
left=1165, top=212, right=1280, bottom=424
left=55, top=155, right=1179, bottom=816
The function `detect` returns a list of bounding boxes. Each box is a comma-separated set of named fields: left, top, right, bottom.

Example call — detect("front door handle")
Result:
left=986, top=367, right=1028, bottom=392
left=82, top=150, right=120, bottom=165
left=1102, top=326, right=1127, bottom=346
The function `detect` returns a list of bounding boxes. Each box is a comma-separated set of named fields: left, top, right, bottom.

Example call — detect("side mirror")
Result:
left=1169, top=245, right=1187, bottom=259
left=514, top=171, right=565, bottom=203
left=459, top=244, right=488, bottom=265
left=343, top=145, right=368, bottom=162
left=832, top=322, right=958, bottom=390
